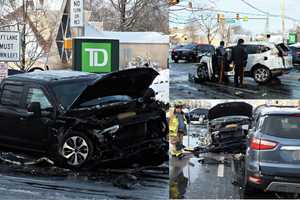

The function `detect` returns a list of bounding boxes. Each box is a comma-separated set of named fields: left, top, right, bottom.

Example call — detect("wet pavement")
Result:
left=170, top=62, right=300, bottom=100
left=169, top=124, right=294, bottom=199
left=0, top=153, right=168, bottom=200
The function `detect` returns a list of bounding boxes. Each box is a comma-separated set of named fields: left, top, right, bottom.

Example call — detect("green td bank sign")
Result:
left=73, top=38, right=119, bottom=73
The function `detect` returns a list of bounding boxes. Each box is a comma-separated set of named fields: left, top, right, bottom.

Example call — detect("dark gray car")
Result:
left=244, top=107, right=300, bottom=194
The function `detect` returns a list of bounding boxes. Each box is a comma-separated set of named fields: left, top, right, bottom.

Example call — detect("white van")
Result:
left=196, top=42, right=293, bottom=84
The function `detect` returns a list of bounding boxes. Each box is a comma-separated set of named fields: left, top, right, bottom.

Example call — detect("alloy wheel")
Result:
left=62, top=136, right=89, bottom=166
left=254, top=68, right=270, bottom=82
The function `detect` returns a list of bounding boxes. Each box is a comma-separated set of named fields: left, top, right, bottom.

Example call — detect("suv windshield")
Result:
left=261, top=115, right=300, bottom=139
left=52, top=81, right=92, bottom=109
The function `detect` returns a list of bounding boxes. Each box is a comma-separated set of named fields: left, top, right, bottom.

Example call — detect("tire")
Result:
left=57, top=131, right=94, bottom=170
left=253, top=66, right=271, bottom=84
left=28, top=67, right=45, bottom=72
left=196, top=63, right=209, bottom=83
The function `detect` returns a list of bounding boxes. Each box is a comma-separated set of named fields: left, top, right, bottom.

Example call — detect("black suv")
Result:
left=207, top=102, right=252, bottom=153
left=0, top=68, right=168, bottom=169
left=244, top=106, right=300, bottom=195
left=171, top=43, right=215, bottom=63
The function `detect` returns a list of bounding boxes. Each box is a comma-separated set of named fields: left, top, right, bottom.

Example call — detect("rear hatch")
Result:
left=276, top=43, right=293, bottom=69
left=258, top=114, right=300, bottom=177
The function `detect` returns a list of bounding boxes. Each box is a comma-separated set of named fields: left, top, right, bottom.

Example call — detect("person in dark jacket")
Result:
left=216, top=41, right=227, bottom=83
left=232, top=39, right=248, bottom=87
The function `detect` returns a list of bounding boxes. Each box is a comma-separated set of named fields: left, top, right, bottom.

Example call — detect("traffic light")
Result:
left=168, top=0, right=180, bottom=6
left=236, top=14, right=240, bottom=20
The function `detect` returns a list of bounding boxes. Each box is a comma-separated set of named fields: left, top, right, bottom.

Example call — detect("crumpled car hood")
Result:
left=208, top=102, right=253, bottom=120
left=69, top=68, right=159, bottom=109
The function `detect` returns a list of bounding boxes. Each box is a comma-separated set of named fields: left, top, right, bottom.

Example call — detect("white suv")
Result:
left=197, top=42, right=293, bottom=84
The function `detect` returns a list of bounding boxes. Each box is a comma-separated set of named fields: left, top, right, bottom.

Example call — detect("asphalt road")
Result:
left=170, top=62, right=300, bottom=100
left=0, top=153, right=168, bottom=200
left=169, top=124, right=294, bottom=199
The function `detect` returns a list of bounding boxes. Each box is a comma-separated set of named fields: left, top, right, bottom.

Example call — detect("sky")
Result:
left=169, top=0, right=300, bottom=35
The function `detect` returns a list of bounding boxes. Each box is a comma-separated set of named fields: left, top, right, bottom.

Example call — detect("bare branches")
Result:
left=0, top=0, right=50, bottom=70
left=91, top=0, right=168, bottom=33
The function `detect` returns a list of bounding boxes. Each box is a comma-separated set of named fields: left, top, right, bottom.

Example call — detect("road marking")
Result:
left=217, top=164, right=224, bottom=177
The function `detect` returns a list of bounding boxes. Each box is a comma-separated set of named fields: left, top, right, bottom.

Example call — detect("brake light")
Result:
left=248, top=176, right=262, bottom=184
left=250, top=138, right=278, bottom=150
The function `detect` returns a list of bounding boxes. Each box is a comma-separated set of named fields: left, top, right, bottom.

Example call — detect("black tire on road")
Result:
left=253, top=66, right=271, bottom=84
left=196, top=63, right=209, bottom=83
left=57, top=131, right=94, bottom=170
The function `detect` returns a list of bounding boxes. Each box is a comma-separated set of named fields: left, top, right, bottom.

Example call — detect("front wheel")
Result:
left=253, top=66, right=271, bottom=84
left=58, top=132, right=94, bottom=169
left=196, top=63, right=209, bottom=83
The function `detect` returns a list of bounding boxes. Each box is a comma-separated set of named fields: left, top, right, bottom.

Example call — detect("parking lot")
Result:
left=169, top=124, right=292, bottom=199
left=0, top=153, right=168, bottom=200
left=170, top=62, right=300, bottom=100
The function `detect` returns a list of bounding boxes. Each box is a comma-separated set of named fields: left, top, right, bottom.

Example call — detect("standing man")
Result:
left=216, top=41, right=227, bottom=83
left=232, top=39, right=248, bottom=87
left=169, top=101, right=188, bottom=158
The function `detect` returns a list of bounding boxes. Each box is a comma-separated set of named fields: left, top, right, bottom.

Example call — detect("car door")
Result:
left=18, top=86, right=55, bottom=151
left=0, top=82, right=28, bottom=148
left=244, top=45, right=260, bottom=72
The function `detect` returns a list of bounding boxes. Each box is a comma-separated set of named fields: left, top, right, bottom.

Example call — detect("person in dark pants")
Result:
left=216, top=41, right=227, bottom=83
left=232, top=39, right=248, bottom=87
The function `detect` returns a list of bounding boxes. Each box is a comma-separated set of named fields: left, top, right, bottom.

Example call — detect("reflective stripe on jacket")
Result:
left=169, top=114, right=188, bottom=137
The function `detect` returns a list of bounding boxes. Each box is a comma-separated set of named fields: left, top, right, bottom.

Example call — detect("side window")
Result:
left=26, top=88, right=53, bottom=109
left=1, top=84, right=24, bottom=107
left=245, top=45, right=259, bottom=54
left=260, top=45, right=270, bottom=53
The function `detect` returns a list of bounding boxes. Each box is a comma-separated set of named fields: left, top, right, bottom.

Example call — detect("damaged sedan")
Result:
left=0, top=68, right=168, bottom=169
left=207, top=102, right=253, bottom=153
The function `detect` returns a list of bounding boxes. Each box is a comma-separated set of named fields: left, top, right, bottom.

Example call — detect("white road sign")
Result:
left=0, top=31, right=20, bottom=62
left=70, top=0, right=84, bottom=27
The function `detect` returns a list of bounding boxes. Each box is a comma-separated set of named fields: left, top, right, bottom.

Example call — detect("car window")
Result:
left=244, top=45, right=258, bottom=54
left=26, top=88, right=53, bottom=109
left=261, top=115, right=300, bottom=139
left=52, top=81, right=91, bottom=109
left=1, top=84, right=24, bottom=107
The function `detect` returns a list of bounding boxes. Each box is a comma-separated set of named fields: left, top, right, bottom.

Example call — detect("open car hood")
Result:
left=208, top=102, right=253, bottom=120
left=69, top=68, right=159, bottom=109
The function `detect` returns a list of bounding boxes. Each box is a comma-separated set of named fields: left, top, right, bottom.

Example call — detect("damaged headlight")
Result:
left=97, top=125, right=120, bottom=135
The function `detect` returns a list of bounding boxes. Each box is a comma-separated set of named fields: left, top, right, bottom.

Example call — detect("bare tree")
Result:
left=197, top=12, right=219, bottom=44
left=0, top=0, right=54, bottom=71
left=90, top=0, right=168, bottom=33
left=185, top=18, right=199, bottom=42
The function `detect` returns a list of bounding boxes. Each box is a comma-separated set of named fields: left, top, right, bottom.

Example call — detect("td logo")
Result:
left=82, top=42, right=112, bottom=73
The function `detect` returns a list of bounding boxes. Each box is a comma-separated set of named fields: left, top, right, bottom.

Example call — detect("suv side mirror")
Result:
left=28, top=102, right=41, bottom=117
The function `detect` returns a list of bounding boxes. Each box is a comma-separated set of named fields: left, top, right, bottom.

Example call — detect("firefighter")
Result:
left=169, top=101, right=188, bottom=157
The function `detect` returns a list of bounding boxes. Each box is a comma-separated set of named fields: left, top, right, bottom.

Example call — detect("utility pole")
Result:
left=265, top=14, right=270, bottom=34
left=22, top=0, right=26, bottom=70
left=281, top=0, right=285, bottom=41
